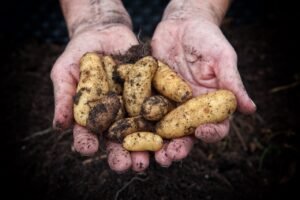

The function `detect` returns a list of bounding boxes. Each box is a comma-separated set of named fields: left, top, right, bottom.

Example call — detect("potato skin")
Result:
left=103, top=56, right=122, bottom=94
left=86, top=93, right=121, bottom=134
left=115, top=64, right=133, bottom=82
left=153, top=61, right=192, bottom=103
left=123, top=56, right=157, bottom=116
left=123, top=132, right=163, bottom=151
left=74, top=53, right=109, bottom=126
left=156, top=90, right=237, bottom=139
left=141, top=95, right=174, bottom=121
left=107, top=116, right=154, bottom=141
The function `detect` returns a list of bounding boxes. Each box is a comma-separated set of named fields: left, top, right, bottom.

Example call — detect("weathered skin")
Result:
left=52, top=0, right=152, bottom=171
left=152, top=0, right=256, bottom=166
left=52, top=0, right=256, bottom=171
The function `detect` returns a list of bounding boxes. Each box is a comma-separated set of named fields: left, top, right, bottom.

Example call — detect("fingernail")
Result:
left=160, top=164, right=171, bottom=168
left=251, top=99, right=257, bottom=110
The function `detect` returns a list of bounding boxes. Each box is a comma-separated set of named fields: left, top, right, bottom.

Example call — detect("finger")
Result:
left=106, top=141, right=132, bottom=173
left=73, top=124, right=99, bottom=156
left=166, top=136, right=195, bottom=161
left=50, top=58, right=79, bottom=131
left=131, top=151, right=150, bottom=172
left=195, top=119, right=230, bottom=143
left=155, top=143, right=172, bottom=167
left=216, top=52, right=256, bottom=114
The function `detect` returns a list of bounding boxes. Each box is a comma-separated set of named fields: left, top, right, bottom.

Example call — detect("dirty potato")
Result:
left=141, top=95, right=174, bottom=121
left=123, top=132, right=163, bottom=151
left=123, top=56, right=157, bottom=116
left=107, top=116, right=154, bottom=141
left=73, top=53, right=109, bottom=126
left=156, top=90, right=237, bottom=139
left=153, top=61, right=193, bottom=103
left=103, top=56, right=122, bottom=94
left=86, top=93, right=121, bottom=134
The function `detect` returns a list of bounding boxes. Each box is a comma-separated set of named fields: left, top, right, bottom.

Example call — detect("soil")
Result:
left=8, top=13, right=300, bottom=200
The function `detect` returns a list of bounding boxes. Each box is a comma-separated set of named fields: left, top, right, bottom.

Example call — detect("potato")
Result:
left=107, top=116, right=154, bottom=141
left=153, top=61, right=193, bottom=103
left=123, top=132, right=163, bottom=151
left=156, top=90, right=237, bottom=139
left=103, top=56, right=122, bottom=94
left=73, top=53, right=109, bottom=126
left=115, top=64, right=133, bottom=81
left=141, top=95, right=174, bottom=121
left=86, top=93, right=121, bottom=134
left=123, top=56, right=157, bottom=116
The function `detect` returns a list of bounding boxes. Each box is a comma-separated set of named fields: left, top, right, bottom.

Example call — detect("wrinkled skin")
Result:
left=152, top=18, right=256, bottom=167
left=51, top=17, right=256, bottom=172
left=51, top=25, right=150, bottom=172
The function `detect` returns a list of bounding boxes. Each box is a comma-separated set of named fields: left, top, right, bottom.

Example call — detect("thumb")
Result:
left=50, top=55, right=79, bottom=130
left=216, top=51, right=256, bottom=114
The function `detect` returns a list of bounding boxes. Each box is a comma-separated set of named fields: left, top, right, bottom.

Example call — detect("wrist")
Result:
left=61, top=0, right=132, bottom=37
left=163, top=0, right=230, bottom=26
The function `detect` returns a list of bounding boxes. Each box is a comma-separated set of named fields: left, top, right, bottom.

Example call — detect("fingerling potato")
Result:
left=153, top=61, right=192, bottom=102
left=123, top=132, right=163, bottom=151
left=156, top=90, right=237, bottom=139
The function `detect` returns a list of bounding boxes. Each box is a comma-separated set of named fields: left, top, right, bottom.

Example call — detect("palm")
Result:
left=151, top=18, right=255, bottom=165
left=152, top=19, right=235, bottom=96
left=52, top=25, right=153, bottom=172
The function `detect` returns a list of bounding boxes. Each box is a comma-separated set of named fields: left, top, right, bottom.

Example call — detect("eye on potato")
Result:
left=123, top=56, right=158, bottom=116
left=123, top=132, right=163, bottom=151
left=141, top=95, right=174, bottom=121
left=107, top=116, right=154, bottom=141
left=73, top=53, right=109, bottom=126
left=103, top=56, right=122, bottom=94
left=153, top=61, right=193, bottom=103
left=156, top=90, right=237, bottom=139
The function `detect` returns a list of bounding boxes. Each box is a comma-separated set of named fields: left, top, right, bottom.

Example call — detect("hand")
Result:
left=51, top=25, right=150, bottom=173
left=151, top=16, right=256, bottom=166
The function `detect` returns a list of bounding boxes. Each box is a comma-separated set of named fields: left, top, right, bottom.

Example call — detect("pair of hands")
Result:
left=51, top=16, right=256, bottom=173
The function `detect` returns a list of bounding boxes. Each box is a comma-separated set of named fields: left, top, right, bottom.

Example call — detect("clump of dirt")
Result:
left=113, top=42, right=151, bottom=64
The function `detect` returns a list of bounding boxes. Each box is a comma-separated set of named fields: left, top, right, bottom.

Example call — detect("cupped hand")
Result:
left=50, top=25, right=149, bottom=173
left=152, top=18, right=256, bottom=167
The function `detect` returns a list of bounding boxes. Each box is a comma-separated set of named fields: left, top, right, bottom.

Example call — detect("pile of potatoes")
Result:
left=73, top=53, right=237, bottom=153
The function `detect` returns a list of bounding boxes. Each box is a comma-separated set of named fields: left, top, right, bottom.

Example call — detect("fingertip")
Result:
left=195, top=120, right=229, bottom=143
left=131, top=151, right=150, bottom=172
left=155, top=143, right=172, bottom=168
left=107, top=142, right=132, bottom=173
left=166, top=137, right=194, bottom=161
left=53, top=96, right=74, bottom=131
left=73, top=125, right=99, bottom=156
left=238, top=98, right=257, bottom=114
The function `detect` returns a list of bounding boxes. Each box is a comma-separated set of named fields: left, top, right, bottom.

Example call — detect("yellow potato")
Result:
left=156, top=90, right=237, bottom=139
left=123, top=56, right=157, bottom=116
left=123, top=132, right=163, bottom=151
left=73, top=53, right=109, bottom=126
left=153, top=61, right=193, bottom=102
left=107, top=116, right=154, bottom=141
left=103, top=56, right=122, bottom=94
left=141, top=95, right=174, bottom=121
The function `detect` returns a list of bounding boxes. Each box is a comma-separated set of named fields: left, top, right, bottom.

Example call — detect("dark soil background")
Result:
left=3, top=0, right=299, bottom=199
